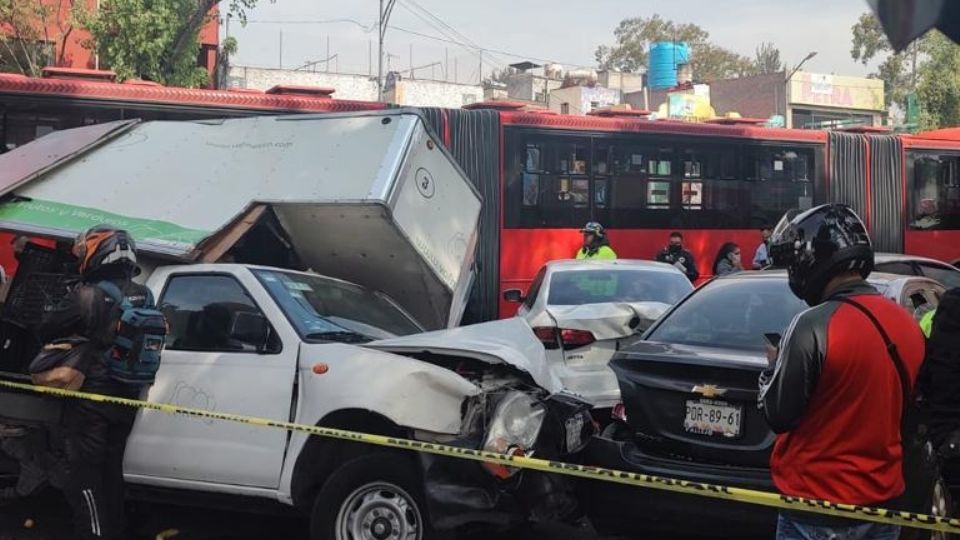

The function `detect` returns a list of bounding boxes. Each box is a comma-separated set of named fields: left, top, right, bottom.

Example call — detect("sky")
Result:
left=227, top=0, right=877, bottom=85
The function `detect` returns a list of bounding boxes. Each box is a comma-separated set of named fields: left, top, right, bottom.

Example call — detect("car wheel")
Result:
left=310, top=452, right=432, bottom=540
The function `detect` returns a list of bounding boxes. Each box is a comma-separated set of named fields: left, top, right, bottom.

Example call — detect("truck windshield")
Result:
left=253, top=269, right=422, bottom=342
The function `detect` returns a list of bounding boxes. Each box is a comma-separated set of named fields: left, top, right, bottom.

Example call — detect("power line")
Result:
left=247, top=18, right=377, bottom=32
left=397, top=0, right=511, bottom=74
left=387, top=25, right=592, bottom=70
left=243, top=16, right=596, bottom=75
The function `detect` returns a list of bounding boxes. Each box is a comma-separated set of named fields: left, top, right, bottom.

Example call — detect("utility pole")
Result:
left=409, top=43, right=413, bottom=79
left=378, top=0, right=398, bottom=102
left=785, top=51, right=817, bottom=128
left=326, top=37, right=330, bottom=73
left=279, top=30, right=283, bottom=69
left=478, top=50, right=483, bottom=84
left=454, top=58, right=458, bottom=84
left=368, top=40, right=372, bottom=77
left=445, top=48, right=449, bottom=81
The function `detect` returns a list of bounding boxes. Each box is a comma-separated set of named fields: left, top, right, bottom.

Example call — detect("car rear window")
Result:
left=647, top=277, right=808, bottom=350
left=547, top=269, right=692, bottom=306
left=918, top=262, right=960, bottom=290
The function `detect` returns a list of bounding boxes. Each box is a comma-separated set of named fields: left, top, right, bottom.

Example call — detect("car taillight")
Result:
left=532, top=326, right=560, bottom=350
left=612, top=402, right=627, bottom=423
left=559, top=328, right=595, bottom=350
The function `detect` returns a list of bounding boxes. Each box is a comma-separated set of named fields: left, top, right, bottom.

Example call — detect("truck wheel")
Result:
left=310, top=452, right=432, bottom=540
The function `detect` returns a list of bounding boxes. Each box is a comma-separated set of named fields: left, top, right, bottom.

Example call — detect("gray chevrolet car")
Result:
left=581, top=270, right=948, bottom=538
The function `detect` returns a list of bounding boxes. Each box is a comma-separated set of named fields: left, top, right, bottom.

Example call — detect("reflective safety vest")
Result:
left=920, top=308, right=936, bottom=338
left=575, top=245, right=617, bottom=260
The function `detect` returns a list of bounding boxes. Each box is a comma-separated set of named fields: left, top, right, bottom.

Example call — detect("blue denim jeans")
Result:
left=776, top=513, right=901, bottom=540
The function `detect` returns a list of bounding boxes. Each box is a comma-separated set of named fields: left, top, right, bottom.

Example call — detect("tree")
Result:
left=850, top=11, right=919, bottom=110
left=916, top=32, right=960, bottom=130
left=485, top=67, right=516, bottom=85
left=82, top=0, right=257, bottom=87
left=594, top=14, right=755, bottom=81
left=0, top=0, right=79, bottom=75
left=754, top=42, right=782, bottom=74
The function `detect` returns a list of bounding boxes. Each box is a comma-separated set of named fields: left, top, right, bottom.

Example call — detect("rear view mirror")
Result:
left=231, top=311, right=270, bottom=352
left=503, top=289, right=525, bottom=303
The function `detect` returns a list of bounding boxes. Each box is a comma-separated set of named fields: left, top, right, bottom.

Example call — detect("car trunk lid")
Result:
left=610, top=341, right=774, bottom=468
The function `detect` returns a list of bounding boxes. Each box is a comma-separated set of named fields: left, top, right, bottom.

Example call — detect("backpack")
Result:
left=96, top=281, right=168, bottom=386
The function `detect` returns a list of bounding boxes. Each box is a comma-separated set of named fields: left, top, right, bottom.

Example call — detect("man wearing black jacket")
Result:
left=655, top=231, right=699, bottom=282
left=37, top=225, right=150, bottom=539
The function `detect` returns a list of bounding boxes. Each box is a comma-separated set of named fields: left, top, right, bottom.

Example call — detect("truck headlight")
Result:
left=482, top=391, right=546, bottom=479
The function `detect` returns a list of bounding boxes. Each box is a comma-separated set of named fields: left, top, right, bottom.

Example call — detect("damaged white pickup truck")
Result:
left=2, top=263, right=594, bottom=539
left=0, top=111, right=595, bottom=539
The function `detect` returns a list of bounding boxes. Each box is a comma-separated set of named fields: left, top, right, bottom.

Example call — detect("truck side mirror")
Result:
left=230, top=311, right=272, bottom=353
left=503, top=289, right=524, bottom=303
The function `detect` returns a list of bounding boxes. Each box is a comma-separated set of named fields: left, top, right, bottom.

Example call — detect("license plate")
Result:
left=684, top=399, right=742, bottom=438
left=564, top=412, right=588, bottom=453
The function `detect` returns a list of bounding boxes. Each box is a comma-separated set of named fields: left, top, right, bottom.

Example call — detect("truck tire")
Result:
left=310, top=452, right=433, bottom=540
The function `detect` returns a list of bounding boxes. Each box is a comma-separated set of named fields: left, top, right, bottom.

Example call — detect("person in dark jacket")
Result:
left=759, top=205, right=926, bottom=540
left=36, top=225, right=151, bottom=540
left=655, top=231, right=699, bottom=282
left=918, top=287, right=960, bottom=451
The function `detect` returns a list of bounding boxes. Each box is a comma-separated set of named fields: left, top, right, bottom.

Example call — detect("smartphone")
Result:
left=763, top=333, right=782, bottom=349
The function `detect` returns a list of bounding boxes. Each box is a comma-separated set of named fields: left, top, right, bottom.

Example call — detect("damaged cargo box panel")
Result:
left=0, top=111, right=481, bottom=329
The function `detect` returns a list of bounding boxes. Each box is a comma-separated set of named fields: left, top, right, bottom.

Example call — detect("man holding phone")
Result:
left=759, top=205, right=926, bottom=540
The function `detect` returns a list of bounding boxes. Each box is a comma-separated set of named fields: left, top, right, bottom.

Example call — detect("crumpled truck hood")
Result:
left=366, top=318, right=564, bottom=394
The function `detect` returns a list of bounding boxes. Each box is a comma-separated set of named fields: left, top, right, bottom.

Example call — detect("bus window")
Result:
left=745, top=146, right=815, bottom=227
left=602, top=141, right=675, bottom=227
left=910, top=154, right=960, bottom=230
left=504, top=132, right=591, bottom=228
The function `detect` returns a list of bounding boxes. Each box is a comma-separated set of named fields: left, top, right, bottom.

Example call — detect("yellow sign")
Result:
left=789, top=72, right=884, bottom=111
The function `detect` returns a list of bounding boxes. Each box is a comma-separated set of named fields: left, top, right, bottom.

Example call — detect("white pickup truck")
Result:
left=0, top=262, right=593, bottom=539
left=0, top=110, right=594, bottom=538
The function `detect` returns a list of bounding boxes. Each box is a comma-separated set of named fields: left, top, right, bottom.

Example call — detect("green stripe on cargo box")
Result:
left=0, top=199, right=210, bottom=248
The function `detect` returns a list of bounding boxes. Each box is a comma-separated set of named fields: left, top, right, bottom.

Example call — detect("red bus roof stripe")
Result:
left=0, top=74, right=384, bottom=113
left=498, top=110, right=827, bottom=143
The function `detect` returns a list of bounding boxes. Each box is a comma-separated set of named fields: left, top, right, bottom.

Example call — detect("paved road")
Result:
left=0, top=490, right=730, bottom=540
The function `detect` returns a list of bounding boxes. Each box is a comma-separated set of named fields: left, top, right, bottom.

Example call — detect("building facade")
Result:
left=625, top=71, right=885, bottom=128
left=548, top=85, right=621, bottom=115
left=228, top=66, right=378, bottom=101
left=228, top=65, right=482, bottom=108
left=0, top=0, right=219, bottom=80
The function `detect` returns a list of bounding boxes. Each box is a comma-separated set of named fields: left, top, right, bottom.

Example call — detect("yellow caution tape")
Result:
left=1, top=378, right=958, bottom=533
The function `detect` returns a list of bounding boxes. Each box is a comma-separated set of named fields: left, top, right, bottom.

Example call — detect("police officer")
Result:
left=655, top=231, right=699, bottom=282
left=37, top=226, right=152, bottom=539
left=760, top=205, right=926, bottom=540
left=575, top=222, right=617, bottom=260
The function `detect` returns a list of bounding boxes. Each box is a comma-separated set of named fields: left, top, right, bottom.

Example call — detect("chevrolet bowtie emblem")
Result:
left=692, top=384, right=727, bottom=398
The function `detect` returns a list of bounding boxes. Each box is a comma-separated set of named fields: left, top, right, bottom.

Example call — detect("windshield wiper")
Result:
left=305, top=331, right=372, bottom=344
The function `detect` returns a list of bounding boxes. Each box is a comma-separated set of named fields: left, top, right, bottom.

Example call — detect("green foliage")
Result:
left=850, top=10, right=960, bottom=128
left=594, top=14, right=757, bottom=81
left=0, top=0, right=79, bottom=75
left=850, top=11, right=919, bottom=110
left=82, top=0, right=209, bottom=86
left=754, top=42, right=782, bottom=74
left=916, top=32, right=960, bottom=130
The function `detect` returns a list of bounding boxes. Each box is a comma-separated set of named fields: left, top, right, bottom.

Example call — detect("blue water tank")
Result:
left=648, top=42, right=690, bottom=90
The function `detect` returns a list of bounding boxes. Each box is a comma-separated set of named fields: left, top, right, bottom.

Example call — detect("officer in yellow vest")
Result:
left=920, top=308, right=935, bottom=338
left=575, top=222, right=617, bottom=260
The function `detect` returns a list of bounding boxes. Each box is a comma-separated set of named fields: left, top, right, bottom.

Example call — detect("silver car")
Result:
left=503, top=260, right=693, bottom=409
left=874, top=252, right=960, bottom=290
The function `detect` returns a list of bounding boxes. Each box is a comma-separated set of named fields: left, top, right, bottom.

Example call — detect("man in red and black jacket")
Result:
left=759, top=204, right=926, bottom=540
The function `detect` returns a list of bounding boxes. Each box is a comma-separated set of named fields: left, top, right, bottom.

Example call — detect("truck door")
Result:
left=123, top=271, right=299, bottom=489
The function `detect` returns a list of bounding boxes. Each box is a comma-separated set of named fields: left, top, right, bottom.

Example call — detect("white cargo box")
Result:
left=0, top=111, right=481, bottom=329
